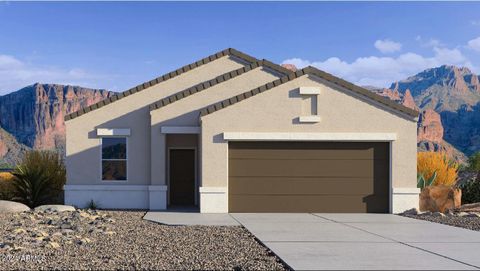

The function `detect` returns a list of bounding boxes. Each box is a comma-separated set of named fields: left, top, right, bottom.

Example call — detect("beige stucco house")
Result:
left=64, top=48, right=419, bottom=213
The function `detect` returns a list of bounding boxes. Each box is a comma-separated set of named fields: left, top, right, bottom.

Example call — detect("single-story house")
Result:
left=64, top=48, right=419, bottom=213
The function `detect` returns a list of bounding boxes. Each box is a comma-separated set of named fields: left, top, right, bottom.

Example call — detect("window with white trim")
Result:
left=101, top=137, right=127, bottom=181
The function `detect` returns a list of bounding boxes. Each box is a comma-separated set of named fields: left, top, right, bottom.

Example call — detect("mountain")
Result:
left=0, top=83, right=114, bottom=164
left=388, top=65, right=480, bottom=162
left=0, top=127, right=30, bottom=166
left=391, top=65, right=480, bottom=112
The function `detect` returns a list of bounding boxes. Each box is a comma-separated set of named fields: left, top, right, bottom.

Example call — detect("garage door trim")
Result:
left=223, top=132, right=397, bottom=141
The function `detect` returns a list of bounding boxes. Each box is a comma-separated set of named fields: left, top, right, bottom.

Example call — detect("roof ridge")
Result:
left=149, top=59, right=292, bottom=111
left=199, top=66, right=419, bottom=119
left=65, top=48, right=260, bottom=121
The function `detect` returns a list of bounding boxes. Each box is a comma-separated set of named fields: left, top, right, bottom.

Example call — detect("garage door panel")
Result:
left=229, top=177, right=385, bottom=195
left=229, top=159, right=384, bottom=178
left=229, top=142, right=389, bottom=160
left=229, top=195, right=389, bottom=213
left=228, top=142, right=389, bottom=213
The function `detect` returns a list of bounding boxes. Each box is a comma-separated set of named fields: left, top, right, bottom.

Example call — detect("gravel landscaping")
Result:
left=400, top=207, right=480, bottom=232
left=0, top=210, right=287, bottom=270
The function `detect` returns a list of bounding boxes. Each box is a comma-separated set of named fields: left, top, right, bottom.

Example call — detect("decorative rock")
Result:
left=432, top=212, right=446, bottom=217
left=35, top=205, right=76, bottom=212
left=458, top=212, right=470, bottom=217
left=60, top=223, right=72, bottom=230
left=48, top=242, right=60, bottom=249
left=13, top=228, right=27, bottom=234
left=61, top=229, right=74, bottom=235
left=402, top=208, right=419, bottom=215
left=76, top=238, right=92, bottom=245
left=0, top=200, right=30, bottom=213
left=419, top=186, right=462, bottom=213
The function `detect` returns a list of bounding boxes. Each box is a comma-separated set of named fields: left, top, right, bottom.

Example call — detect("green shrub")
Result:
left=461, top=179, right=480, bottom=204
left=87, top=199, right=99, bottom=210
left=11, top=150, right=66, bottom=208
left=468, top=152, right=480, bottom=172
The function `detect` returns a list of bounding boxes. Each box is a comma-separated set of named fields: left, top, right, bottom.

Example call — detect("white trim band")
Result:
left=393, top=187, right=421, bottom=194
left=223, top=132, right=397, bottom=142
left=161, top=126, right=201, bottom=134
left=97, top=128, right=131, bottom=137
left=148, top=185, right=168, bottom=191
left=299, top=116, right=321, bottom=123
left=199, top=186, right=228, bottom=213
left=64, top=184, right=145, bottom=191
left=299, top=87, right=321, bottom=95
left=199, top=187, right=227, bottom=193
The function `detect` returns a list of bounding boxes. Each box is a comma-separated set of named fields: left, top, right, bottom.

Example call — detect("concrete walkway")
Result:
left=144, top=212, right=480, bottom=270
left=231, top=213, right=480, bottom=270
left=144, top=211, right=240, bottom=226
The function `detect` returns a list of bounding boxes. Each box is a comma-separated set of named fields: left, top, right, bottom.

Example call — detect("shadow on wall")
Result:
left=362, top=143, right=390, bottom=213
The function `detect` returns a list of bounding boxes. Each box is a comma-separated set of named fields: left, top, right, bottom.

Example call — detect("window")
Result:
left=101, top=137, right=127, bottom=181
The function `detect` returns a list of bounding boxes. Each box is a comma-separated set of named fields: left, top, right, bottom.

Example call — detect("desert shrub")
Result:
left=11, top=150, right=66, bottom=208
left=468, top=152, right=480, bottom=172
left=461, top=179, right=480, bottom=204
left=0, top=172, right=15, bottom=200
left=417, top=152, right=458, bottom=187
left=87, top=199, right=99, bottom=210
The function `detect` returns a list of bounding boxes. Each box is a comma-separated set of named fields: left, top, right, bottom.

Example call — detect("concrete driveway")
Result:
left=231, top=213, right=480, bottom=270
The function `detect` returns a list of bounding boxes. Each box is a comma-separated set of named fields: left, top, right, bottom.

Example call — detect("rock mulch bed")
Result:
left=400, top=207, right=480, bottom=232
left=0, top=210, right=286, bottom=270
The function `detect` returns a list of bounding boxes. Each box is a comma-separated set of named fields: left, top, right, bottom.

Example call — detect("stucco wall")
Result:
left=200, top=74, right=418, bottom=189
left=65, top=55, right=246, bottom=185
left=149, top=66, right=282, bottom=186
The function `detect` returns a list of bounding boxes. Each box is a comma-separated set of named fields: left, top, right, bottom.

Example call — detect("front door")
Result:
left=169, top=149, right=195, bottom=206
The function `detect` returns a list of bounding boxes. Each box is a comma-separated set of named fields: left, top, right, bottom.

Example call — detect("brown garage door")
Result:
left=228, top=142, right=389, bottom=213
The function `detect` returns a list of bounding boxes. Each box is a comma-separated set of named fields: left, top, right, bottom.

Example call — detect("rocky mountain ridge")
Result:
left=0, top=83, right=114, bottom=165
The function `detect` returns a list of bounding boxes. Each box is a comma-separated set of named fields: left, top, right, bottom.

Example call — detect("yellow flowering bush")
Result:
left=417, top=152, right=458, bottom=187
left=0, top=172, right=16, bottom=200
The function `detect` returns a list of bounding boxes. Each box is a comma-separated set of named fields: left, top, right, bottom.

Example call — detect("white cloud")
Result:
left=416, top=36, right=443, bottom=48
left=374, top=39, right=402, bottom=54
left=467, top=37, right=480, bottom=52
left=282, top=46, right=477, bottom=88
left=471, top=20, right=480, bottom=26
left=0, top=54, right=109, bottom=95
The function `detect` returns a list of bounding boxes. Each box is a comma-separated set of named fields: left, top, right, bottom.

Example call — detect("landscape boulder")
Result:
left=0, top=200, right=30, bottom=213
left=34, top=205, right=76, bottom=212
left=419, top=185, right=461, bottom=213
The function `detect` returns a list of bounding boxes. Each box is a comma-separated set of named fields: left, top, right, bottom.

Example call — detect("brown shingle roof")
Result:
left=65, top=48, right=261, bottom=121
left=199, top=66, right=420, bottom=119
left=149, top=59, right=291, bottom=111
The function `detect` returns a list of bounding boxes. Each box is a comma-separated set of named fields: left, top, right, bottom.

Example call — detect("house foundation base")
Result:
left=148, top=185, right=168, bottom=210
left=392, top=187, right=420, bottom=213
left=64, top=185, right=150, bottom=209
left=199, top=186, right=228, bottom=213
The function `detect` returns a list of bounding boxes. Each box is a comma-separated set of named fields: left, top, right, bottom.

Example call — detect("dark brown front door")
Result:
left=169, top=149, right=195, bottom=206
left=228, top=142, right=389, bottom=213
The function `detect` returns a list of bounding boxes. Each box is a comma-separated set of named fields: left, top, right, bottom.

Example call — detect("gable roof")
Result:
left=65, top=48, right=262, bottom=121
left=199, top=66, right=420, bottom=119
left=149, top=59, right=291, bottom=111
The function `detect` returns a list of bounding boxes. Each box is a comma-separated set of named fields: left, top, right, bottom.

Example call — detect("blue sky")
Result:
left=1, top=2, right=480, bottom=95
